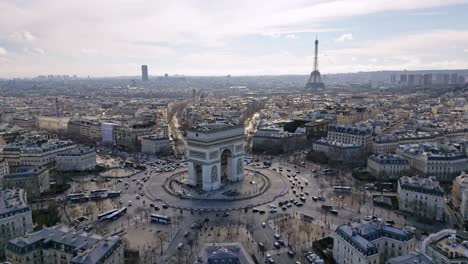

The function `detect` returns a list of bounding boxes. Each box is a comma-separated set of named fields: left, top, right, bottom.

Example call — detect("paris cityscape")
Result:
left=1, top=1, right=468, bottom=264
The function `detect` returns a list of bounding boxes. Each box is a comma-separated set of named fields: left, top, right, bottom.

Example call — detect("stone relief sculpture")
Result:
left=211, top=165, right=218, bottom=182
left=237, top=159, right=243, bottom=174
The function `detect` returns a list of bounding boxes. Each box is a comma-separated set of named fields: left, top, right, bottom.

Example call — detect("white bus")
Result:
left=97, top=209, right=118, bottom=221
left=150, top=214, right=171, bottom=224
left=333, top=186, right=352, bottom=193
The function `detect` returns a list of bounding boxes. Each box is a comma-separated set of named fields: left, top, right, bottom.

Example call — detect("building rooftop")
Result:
left=369, top=154, right=409, bottom=164
left=336, top=221, right=414, bottom=257
left=399, top=176, right=444, bottom=196
left=7, top=225, right=121, bottom=264
left=386, top=251, right=433, bottom=264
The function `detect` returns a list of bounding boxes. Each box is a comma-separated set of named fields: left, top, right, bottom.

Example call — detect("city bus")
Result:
left=333, top=186, right=352, bottom=193
left=90, top=189, right=108, bottom=195
left=106, top=207, right=127, bottom=221
left=150, top=214, right=171, bottom=224
left=97, top=209, right=118, bottom=221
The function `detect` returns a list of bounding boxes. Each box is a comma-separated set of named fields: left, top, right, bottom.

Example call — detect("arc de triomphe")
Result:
left=186, top=125, right=245, bottom=191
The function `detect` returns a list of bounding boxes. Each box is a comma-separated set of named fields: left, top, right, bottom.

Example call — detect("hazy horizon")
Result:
left=2, top=0, right=468, bottom=78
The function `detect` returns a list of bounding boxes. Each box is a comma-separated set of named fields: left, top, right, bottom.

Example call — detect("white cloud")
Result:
left=0, top=47, right=7, bottom=56
left=285, top=34, right=298, bottom=39
left=9, top=31, right=37, bottom=42
left=0, top=0, right=467, bottom=76
left=33, top=48, right=45, bottom=55
left=81, top=48, right=99, bottom=55
left=335, top=33, right=353, bottom=43
left=464, top=49, right=468, bottom=53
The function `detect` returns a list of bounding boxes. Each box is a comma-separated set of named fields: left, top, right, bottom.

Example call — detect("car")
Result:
left=296, top=202, right=303, bottom=207
left=268, top=259, right=275, bottom=264
left=269, top=209, right=277, bottom=213
left=262, top=222, right=266, bottom=228
left=83, top=225, right=93, bottom=232
left=183, top=231, right=190, bottom=238
left=278, top=240, right=285, bottom=246
left=274, top=234, right=280, bottom=239
left=258, top=242, right=265, bottom=249
left=288, top=251, right=295, bottom=257
left=259, top=210, right=266, bottom=214
left=282, top=206, right=287, bottom=211
left=305, top=191, right=309, bottom=195
left=222, top=212, right=230, bottom=217
left=252, top=208, right=259, bottom=213
left=149, top=203, right=154, bottom=207
left=154, top=206, right=160, bottom=211
left=119, top=200, right=123, bottom=204
left=266, top=253, right=271, bottom=259
left=162, top=204, right=169, bottom=209
left=300, top=197, right=306, bottom=202
left=136, top=195, right=140, bottom=199
left=312, top=196, right=318, bottom=201
left=318, top=197, right=326, bottom=201
left=127, top=201, right=132, bottom=206
left=330, top=209, right=338, bottom=215
left=286, top=203, right=292, bottom=208
left=190, top=223, right=198, bottom=229
left=177, top=243, right=183, bottom=249
left=273, top=242, right=280, bottom=249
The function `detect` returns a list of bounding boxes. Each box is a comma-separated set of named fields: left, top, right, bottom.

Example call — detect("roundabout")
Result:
left=144, top=167, right=289, bottom=211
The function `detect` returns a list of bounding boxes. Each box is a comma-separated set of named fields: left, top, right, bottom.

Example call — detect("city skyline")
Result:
left=1, top=0, right=468, bottom=78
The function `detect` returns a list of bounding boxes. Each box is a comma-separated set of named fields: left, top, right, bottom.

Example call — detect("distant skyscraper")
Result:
left=141, top=65, right=149, bottom=82
left=305, top=37, right=325, bottom=90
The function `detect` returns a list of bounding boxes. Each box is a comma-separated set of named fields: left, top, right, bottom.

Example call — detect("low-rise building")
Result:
left=367, top=154, right=410, bottom=180
left=55, top=147, right=97, bottom=171
left=2, top=166, right=50, bottom=199
left=141, top=135, right=170, bottom=155
left=333, top=221, right=416, bottom=264
left=5, top=224, right=124, bottom=264
left=0, top=189, right=33, bottom=259
left=422, top=229, right=468, bottom=263
left=397, top=176, right=445, bottom=221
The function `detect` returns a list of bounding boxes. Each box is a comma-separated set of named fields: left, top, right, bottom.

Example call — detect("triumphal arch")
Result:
left=186, top=125, right=245, bottom=191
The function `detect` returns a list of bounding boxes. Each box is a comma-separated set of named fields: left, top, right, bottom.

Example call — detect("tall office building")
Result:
left=141, top=65, right=149, bottom=82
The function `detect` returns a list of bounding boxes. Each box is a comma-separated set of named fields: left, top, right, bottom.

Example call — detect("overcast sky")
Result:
left=1, top=0, right=468, bottom=78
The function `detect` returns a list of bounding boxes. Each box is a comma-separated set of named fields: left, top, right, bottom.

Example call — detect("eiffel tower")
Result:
left=305, top=37, right=325, bottom=90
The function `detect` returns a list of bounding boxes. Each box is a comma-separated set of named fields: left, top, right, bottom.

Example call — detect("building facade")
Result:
left=333, top=221, right=416, bottom=264
left=5, top=225, right=124, bottom=264
left=397, top=143, right=468, bottom=182
left=3, top=167, right=50, bottom=199
left=367, top=154, right=410, bottom=180
left=451, top=172, right=468, bottom=221
left=0, top=189, right=33, bottom=259
left=397, top=176, right=445, bottom=221
left=0, top=159, right=9, bottom=189
left=55, top=147, right=97, bottom=171
left=0, top=140, right=77, bottom=169
left=141, top=135, right=170, bottom=155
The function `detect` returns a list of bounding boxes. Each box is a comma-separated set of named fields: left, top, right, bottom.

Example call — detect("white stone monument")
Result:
left=187, top=125, right=245, bottom=191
